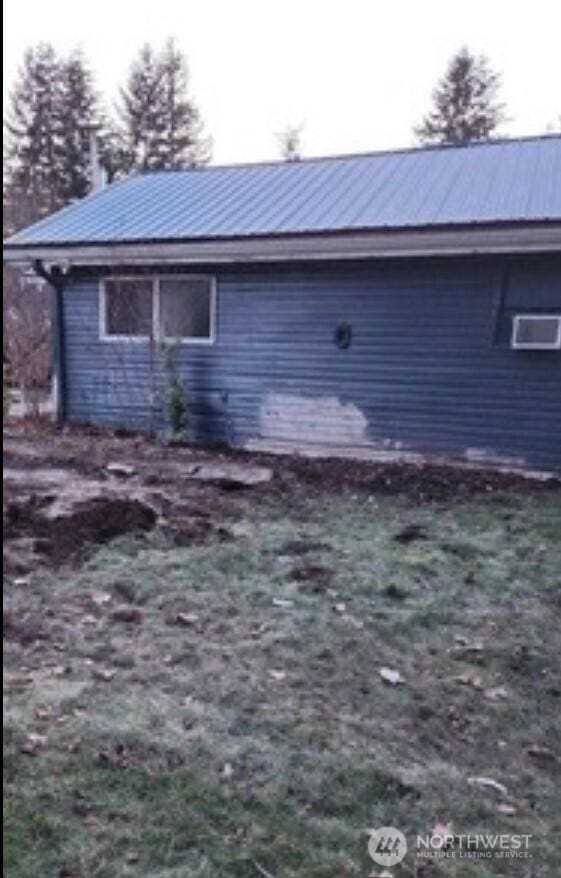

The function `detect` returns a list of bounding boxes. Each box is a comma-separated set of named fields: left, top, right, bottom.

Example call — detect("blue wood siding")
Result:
left=61, top=256, right=561, bottom=471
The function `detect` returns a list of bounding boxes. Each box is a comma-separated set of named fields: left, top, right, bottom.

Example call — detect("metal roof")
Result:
left=5, top=135, right=561, bottom=248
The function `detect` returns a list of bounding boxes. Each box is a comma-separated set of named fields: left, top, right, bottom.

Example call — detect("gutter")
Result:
left=4, top=224, right=561, bottom=266
left=33, top=260, right=66, bottom=424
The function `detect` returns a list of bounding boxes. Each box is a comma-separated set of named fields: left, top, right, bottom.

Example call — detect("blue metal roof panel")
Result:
left=6, top=135, right=561, bottom=246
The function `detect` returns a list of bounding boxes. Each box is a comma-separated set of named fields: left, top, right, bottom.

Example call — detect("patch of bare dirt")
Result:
left=289, top=564, right=334, bottom=592
left=3, top=424, right=560, bottom=572
left=277, top=539, right=332, bottom=556
left=5, top=496, right=157, bottom=565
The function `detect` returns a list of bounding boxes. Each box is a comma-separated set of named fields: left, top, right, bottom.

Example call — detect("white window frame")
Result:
left=155, top=275, right=216, bottom=345
left=511, top=314, right=561, bottom=350
left=99, top=275, right=216, bottom=344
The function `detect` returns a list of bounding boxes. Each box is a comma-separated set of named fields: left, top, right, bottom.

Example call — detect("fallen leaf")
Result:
left=175, top=611, right=200, bottom=626
left=250, top=623, right=269, bottom=638
left=468, top=776, right=508, bottom=796
left=106, top=461, right=136, bottom=478
left=379, top=667, right=404, bottom=685
left=525, top=744, right=557, bottom=763
left=431, top=821, right=455, bottom=847
left=221, top=762, right=234, bottom=779
left=484, top=685, right=509, bottom=701
left=90, top=591, right=112, bottom=607
left=83, top=814, right=104, bottom=831
left=454, top=672, right=484, bottom=690
left=92, top=668, right=116, bottom=682
left=3, top=672, right=33, bottom=691
left=344, top=614, right=364, bottom=629
left=449, top=640, right=485, bottom=661
left=21, top=733, right=47, bottom=755
left=496, top=803, right=517, bottom=815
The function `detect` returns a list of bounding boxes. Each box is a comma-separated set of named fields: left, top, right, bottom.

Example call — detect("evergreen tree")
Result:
left=158, top=39, right=211, bottom=168
left=117, top=41, right=211, bottom=171
left=57, top=51, right=101, bottom=202
left=117, top=44, right=164, bottom=171
left=415, top=48, right=506, bottom=145
left=4, top=43, right=63, bottom=221
left=4, top=45, right=109, bottom=230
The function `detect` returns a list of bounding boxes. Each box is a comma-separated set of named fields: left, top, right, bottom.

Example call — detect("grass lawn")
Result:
left=3, top=453, right=561, bottom=877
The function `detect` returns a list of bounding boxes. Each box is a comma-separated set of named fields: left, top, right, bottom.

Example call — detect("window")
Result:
left=100, top=275, right=215, bottom=343
left=511, top=315, right=561, bottom=350
left=102, top=278, right=153, bottom=338
left=159, top=277, right=214, bottom=341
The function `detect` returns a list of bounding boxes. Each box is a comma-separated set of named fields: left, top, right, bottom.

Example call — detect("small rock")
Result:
left=379, top=667, right=405, bottom=685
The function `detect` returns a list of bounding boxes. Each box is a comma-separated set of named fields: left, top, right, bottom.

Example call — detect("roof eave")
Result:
left=4, top=223, right=561, bottom=266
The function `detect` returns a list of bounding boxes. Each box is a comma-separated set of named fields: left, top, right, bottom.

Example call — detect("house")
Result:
left=3, top=135, right=561, bottom=472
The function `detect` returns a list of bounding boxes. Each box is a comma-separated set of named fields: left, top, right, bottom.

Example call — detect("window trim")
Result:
left=99, top=275, right=216, bottom=344
left=155, top=275, right=216, bottom=345
left=511, top=314, right=561, bottom=350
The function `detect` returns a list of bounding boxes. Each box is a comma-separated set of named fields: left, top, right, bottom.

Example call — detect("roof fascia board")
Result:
left=4, top=224, right=561, bottom=266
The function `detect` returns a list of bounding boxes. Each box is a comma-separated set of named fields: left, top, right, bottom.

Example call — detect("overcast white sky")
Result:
left=3, top=0, right=560, bottom=164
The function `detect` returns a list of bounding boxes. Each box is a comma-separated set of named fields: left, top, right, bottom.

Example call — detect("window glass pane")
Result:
left=104, top=278, right=153, bottom=336
left=516, top=317, right=559, bottom=345
left=160, top=278, right=212, bottom=339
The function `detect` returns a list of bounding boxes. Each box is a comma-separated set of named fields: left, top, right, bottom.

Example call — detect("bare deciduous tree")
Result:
left=3, top=267, right=51, bottom=417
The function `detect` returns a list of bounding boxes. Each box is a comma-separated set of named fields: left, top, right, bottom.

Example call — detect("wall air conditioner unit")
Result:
left=511, top=315, right=561, bottom=350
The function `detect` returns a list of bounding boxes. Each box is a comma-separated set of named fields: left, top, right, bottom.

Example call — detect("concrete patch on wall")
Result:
left=255, top=392, right=371, bottom=447
left=464, top=447, right=527, bottom=469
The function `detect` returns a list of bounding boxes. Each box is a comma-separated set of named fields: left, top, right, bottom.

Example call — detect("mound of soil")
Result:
left=271, top=457, right=560, bottom=503
left=5, top=496, right=157, bottom=565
